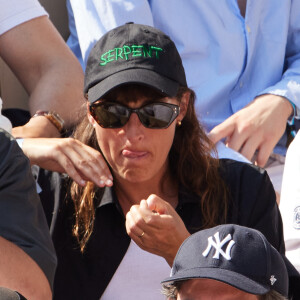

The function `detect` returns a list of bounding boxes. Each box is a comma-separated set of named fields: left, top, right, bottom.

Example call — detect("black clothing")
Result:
left=0, top=129, right=57, bottom=287
left=45, top=159, right=288, bottom=299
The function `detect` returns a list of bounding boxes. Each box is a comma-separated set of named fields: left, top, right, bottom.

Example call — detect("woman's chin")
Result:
left=112, top=160, right=168, bottom=185
left=115, top=168, right=152, bottom=184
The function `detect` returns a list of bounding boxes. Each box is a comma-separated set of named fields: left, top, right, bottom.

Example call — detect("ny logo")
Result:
left=202, top=232, right=235, bottom=260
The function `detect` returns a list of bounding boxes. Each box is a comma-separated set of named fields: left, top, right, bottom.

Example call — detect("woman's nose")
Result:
left=124, top=112, right=145, bottom=141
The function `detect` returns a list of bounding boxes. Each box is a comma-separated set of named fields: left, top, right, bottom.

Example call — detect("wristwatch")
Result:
left=32, top=110, right=65, bottom=133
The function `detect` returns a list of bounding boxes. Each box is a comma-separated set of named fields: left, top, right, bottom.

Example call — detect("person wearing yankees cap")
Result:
left=38, top=22, right=298, bottom=299
left=162, top=224, right=300, bottom=300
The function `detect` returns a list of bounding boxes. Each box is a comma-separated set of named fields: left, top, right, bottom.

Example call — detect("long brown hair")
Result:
left=70, top=86, right=228, bottom=252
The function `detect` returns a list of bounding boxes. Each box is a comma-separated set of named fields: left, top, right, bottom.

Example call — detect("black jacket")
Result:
left=42, top=159, right=298, bottom=299
left=0, top=129, right=57, bottom=287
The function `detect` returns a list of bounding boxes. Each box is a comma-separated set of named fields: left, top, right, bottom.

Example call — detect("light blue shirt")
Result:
left=67, top=0, right=300, bottom=155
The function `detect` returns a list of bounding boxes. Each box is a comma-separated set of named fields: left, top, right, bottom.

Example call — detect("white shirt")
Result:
left=0, top=0, right=47, bottom=35
left=101, top=240, right=170, bottom=300
left=280, top=131, right=300, bottom=272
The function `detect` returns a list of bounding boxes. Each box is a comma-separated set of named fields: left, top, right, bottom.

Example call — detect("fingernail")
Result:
left=80, top=180, right=86, bottom=186
left=105, top=179, right=113, bottom=186
left=99, top=180, right=105, bottom=186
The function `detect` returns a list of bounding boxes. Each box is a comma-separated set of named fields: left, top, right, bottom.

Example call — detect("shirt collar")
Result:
left=97, top=184, right=199, bottom=209
left=97, top=187, right=115, bottom=207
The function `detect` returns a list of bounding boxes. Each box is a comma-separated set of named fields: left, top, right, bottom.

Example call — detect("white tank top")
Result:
left=101, top=240, right=170, bottom=299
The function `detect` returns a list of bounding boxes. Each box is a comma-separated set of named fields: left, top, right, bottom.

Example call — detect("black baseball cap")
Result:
left=84, top=22, right=187, bottom=103
left=161, top=224, right=290, bottom=297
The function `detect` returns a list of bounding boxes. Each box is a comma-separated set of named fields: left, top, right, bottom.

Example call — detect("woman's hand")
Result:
left=22, top=138, right=112, bottom=187
left=125, top=194, right=190, bottom=266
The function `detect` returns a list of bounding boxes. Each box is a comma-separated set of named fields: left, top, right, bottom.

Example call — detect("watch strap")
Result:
left=32, top=110, right=65, bottom=133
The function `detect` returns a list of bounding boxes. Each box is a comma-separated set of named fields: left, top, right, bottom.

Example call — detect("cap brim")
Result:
left=87, top=68, right=180, bottom=103
left=161, top=267, right=269, bottom=295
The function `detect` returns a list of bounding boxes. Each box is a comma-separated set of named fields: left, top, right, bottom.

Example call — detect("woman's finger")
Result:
left=54, top=138, right=113, bottom=187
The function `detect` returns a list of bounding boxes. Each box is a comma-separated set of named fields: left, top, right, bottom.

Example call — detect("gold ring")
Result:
left=139, top=232, right=145, bottom=238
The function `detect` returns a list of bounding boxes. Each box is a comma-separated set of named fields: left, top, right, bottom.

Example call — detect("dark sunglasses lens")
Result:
left=139, top=103, right=177, bottom=128
left=92, top=103, right=130, bottom=128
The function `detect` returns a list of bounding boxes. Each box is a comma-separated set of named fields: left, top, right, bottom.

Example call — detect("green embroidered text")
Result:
left=100, top=44, right=163, bottom=66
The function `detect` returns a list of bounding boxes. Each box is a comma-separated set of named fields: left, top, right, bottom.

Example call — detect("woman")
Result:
left=38, top=23, right=285, bottom=299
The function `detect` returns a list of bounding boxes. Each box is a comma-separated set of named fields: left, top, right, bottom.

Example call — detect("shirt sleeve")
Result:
left=68, top=0, right=154, bottom=69
left=0, top=0, right=48, bottom=35
left=257, top=0, right=300, bottom=116
left=0, top=129, right=57, bottom=288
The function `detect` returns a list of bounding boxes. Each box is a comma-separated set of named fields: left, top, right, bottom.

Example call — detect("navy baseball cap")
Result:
left=84, top=22, right=187, bottom=103
left=161, top=224, right=289, bottom=297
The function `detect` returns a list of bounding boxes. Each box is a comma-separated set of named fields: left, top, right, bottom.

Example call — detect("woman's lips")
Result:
left=122, top=149, right=148, bottom=159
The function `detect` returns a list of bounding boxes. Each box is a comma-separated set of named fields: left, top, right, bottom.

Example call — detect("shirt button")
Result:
left=246, top=25, right=251, bottom=33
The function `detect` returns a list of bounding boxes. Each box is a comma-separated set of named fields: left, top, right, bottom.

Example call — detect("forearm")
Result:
left=0, top=16, right=85, bottom=137
left=12, top=60, right=86, bottom=138
left=12, top=115, right=62, bottom=138
left=0, top=236, right=52, bottom=300
left=26, top=52, right=85, bottom=129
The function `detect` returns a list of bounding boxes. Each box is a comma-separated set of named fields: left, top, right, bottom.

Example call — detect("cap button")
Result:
left=126, top=22, right=134, bottom=24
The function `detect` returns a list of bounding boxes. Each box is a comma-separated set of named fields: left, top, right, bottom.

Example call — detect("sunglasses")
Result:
left=89, top=101, right=180, bottom=129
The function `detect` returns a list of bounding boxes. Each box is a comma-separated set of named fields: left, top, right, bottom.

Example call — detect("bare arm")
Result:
left=0, top=16, right=85, bottom=137
left=0, top=236, right=51, bottom=300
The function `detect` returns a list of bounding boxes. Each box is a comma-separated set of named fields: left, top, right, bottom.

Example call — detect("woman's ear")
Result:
left=178, top=91, right=190, bottom=121
left=87, top=102, right=96, bottom=126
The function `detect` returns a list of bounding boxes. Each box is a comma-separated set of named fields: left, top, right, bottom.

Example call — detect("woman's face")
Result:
left=88, top=85, right=188, bottom=184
